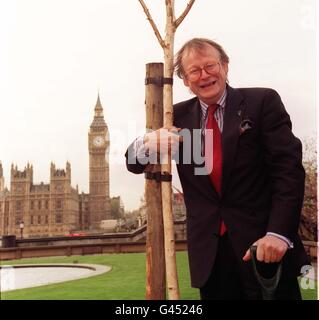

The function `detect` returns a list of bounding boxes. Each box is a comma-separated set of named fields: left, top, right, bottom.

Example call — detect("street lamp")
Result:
left=19, top=221, right=24, bottom=239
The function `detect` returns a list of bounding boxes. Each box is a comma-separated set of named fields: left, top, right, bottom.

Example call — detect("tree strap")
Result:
left=145, top=77, right=173, bottom=86
left=145, top=171, right=172, bottom=183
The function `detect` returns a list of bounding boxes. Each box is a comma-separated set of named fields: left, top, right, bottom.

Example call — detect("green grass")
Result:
left=0, top=252, right=317, bottom=300
left=298, top=277, right=318, bottom=300
left=0, top=251, right=199, bottom=300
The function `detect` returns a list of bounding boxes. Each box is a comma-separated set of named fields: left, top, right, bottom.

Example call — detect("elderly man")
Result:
left=126, top=38, right=310, bottom=300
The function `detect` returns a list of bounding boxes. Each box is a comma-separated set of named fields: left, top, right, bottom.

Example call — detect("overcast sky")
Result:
left=0, top=0, right=317, bottom=211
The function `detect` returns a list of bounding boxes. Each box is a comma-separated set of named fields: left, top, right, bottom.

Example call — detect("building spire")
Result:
left=90, top=93, right=107, bottom=129
left=95, top=93, right=103, bottom=115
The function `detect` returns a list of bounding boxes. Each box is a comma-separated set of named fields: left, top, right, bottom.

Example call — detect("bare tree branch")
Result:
left=138, top=0, right=165, bottom=48
left=174, top=0, right=196, bottom=28
left=165, top=0, right=176, bottom=25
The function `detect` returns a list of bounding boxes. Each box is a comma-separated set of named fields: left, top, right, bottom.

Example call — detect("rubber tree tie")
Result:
left=144, top=171, right=172, bottom=183
left=145, top=77, right=173, bottom=86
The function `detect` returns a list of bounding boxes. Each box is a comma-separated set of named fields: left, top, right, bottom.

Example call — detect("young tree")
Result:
left=138, top=0, right=196, bottom=300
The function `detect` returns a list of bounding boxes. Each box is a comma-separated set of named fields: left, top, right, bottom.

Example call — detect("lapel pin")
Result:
left=239, top=119, right=254, bottom=135
left=238, top=110, right=242, bottom=117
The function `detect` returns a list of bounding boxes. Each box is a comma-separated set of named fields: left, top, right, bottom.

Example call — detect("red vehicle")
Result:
left=65, top=232, right=87, bottom=237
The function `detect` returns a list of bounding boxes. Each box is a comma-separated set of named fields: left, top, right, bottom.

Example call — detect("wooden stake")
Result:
left=145, top=63, right=166, bottom=300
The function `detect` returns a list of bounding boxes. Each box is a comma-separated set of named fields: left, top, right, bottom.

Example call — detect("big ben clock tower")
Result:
left=88, top=94, right=111, bottom=228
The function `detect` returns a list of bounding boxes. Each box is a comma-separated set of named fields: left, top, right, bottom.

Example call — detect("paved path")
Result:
left=0, top=264, right=111, bottom=292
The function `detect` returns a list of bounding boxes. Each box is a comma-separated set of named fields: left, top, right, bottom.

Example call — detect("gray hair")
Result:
left=174, top=38, right=230, bottom=79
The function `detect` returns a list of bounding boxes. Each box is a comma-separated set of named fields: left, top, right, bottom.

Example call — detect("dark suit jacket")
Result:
left=126, top=85, right=310, bottom=288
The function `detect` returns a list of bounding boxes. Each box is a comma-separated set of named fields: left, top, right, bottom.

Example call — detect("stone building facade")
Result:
left=0, top=96, right=112, bottom=238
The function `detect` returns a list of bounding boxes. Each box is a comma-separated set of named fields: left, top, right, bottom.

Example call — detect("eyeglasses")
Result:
left=185, top=62, right=221, bottom=81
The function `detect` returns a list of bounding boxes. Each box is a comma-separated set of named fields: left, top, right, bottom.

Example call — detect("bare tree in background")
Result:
left=138, top=0, right=196, bottom=300
left=300, top=138, right=317, bottom=242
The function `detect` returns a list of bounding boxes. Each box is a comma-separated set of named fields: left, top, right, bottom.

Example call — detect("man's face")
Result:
left=182, top=45, right=228, bottom=105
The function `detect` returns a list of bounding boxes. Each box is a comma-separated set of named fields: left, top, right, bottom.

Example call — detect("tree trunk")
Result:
left=138, top=0, right=196, bottom=300
left=160, top=2, right=180, bottom=300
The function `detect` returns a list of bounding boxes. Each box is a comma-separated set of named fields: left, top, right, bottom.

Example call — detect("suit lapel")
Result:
left=221, top=85, right=244, bottom=195
left=182, top=99, right=201, bottom=131
left=178, top=88, right=244, bottom=200
left=179, top=99, right=220, bottom=200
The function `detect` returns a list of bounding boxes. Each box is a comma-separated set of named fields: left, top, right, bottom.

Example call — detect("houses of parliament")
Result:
left=0, top=96, right=112, bottom=238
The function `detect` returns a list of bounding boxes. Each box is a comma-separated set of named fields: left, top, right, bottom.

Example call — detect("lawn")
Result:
left=0, top=251, right=317, bottom=300
left=0, top=251, right=199, bottom=300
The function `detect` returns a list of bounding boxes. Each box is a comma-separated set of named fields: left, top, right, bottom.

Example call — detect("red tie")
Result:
left=205, top=104, right=227, bottom=236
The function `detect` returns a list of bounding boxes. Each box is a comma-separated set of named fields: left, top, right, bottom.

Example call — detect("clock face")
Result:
left=93, top=136, right=105, bottom=147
